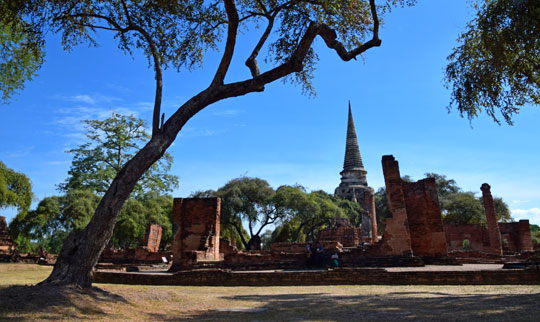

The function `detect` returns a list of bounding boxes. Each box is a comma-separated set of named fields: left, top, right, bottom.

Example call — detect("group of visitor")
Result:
left=305, top=242, right=340, bottom=268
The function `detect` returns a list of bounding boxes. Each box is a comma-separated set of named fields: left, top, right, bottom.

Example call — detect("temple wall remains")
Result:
left=171, top=198, right=222, bottom=270
left=143, top=224, right=162, bottom=252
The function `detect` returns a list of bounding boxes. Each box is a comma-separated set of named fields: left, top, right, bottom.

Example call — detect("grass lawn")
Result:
left=1, top=263, right=540, bottom=321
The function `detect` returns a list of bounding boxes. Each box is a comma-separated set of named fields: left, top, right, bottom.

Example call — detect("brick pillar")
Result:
left=378, top=155, right=412, bottom=255
left=481, top=183, right=502, bottom=255
left=363, top=191, right=378, bottom=243
left=143, top=224, right=162, bottom=252
left=518, top=220, right=533, bottom=251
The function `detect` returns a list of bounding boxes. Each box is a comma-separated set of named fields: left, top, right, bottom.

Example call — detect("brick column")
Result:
left=518, top=220, right=533, bottom=251
left=363, top=191, right=378, bottom=243
left=481, top=183, right=502, bottom=255
left=378, top=155, right=412, bottom=255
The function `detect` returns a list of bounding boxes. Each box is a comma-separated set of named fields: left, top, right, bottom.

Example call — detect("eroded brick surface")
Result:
left=403, top=178, right=448, bottom=257
left=372, top=155, right=413, bottom=256
left=481, top=183, right=503, bottom=255
left=143, top=224, right=162, bottom=252
left=0, top=216, right=15, bottom=255
left=171, top=198, right=221, bottom=269
left=319, top=219, right=361, bottom=247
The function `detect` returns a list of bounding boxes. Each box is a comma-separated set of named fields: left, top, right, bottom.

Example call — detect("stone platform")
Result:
left=93, top=264, right=540, bottom=286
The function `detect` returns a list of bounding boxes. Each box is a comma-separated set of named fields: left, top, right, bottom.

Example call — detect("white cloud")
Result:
left=511, top=208, right=540, bottom=225
left=4, top=146, right=35, bottom=158
left=213, top=109, right=241, bottom=116
left=54, top=93, right=122, bottom=105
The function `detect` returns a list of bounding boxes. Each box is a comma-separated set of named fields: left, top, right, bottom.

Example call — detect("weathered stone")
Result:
left=402, top=178, right=448, bottom=257
left=143, top=224, right=162, bottom=252
left=481, top=183, right=503, bottom=255
left=170, top=198, right=222, bottom=271
left=319, top=219, right=361, bottom=247
left=373, top=155, right=413, bottom=256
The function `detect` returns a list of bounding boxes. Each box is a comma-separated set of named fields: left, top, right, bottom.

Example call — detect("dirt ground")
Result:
left=1, top=263, right=539, bottom=321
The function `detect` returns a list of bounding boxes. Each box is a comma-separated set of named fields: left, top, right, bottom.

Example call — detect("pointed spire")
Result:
left=343, top=101, right=365, bottom=172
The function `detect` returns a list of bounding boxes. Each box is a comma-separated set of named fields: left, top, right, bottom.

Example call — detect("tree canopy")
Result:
left=0, top=161, right=32, bottom=216
left=445, top=0, right=540, bottom=124
left=58, top=113, right=179, bottom=196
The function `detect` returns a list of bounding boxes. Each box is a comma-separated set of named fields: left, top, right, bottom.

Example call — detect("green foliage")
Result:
left=0, top=161, right=33, bottom=215
left=445, top=0, right=540, bottom=124
left=271, top=187, right=359, bottom=244
left=0, top=1, right=416, bottom=102
left=0, top=3, right=44, bottom=103
left=217, top=177, right=283, bottom=250
left=10, top=190, right=174, bottom=252
left=9, top=190, right=100, bottom=253
left=374, top=187, right=390, bottom=235
left=58, top=113, right=178, bottom=197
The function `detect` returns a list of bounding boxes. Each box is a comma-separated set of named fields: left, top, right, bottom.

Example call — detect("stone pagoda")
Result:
left=334, top=102, right=378, bottom=242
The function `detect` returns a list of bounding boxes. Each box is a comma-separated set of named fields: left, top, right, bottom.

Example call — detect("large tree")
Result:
left=1, top=0, right=414, bottom=287
left=59, top=113, right=178, bottom=197
left=218, top=177, right=286, bottom=250
left=445, top=0, right=540, bottom=124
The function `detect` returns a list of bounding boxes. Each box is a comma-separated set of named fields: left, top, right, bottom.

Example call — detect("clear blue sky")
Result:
left=1, top=1, right=539, bottom=226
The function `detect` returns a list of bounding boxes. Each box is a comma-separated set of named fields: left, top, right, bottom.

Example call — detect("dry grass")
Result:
left=1, top=263, right=540, bottom=321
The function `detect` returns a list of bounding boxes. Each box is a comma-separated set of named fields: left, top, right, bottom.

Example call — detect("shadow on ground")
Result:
left=0, top=284, right=128, bottom=320
left=161, top=291, right=540, bottom=322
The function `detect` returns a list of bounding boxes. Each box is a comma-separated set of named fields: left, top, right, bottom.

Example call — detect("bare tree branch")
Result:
left=245, top=14, right=275, bottom=77
left=211, top=0, right=239, bottom=86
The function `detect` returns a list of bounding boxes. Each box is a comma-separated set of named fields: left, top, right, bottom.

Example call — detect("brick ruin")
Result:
left=444, top=184, right=533, bottom=256
left=96, top=106, right=536, bottom=270
left=143, top=224, right=163, bottom=252
left=0, top=216, right=16, bottom=256
left=166, top=155, right=535, bottom=271
left=98, top=223, right=171, bottom=265
left=371, top=155, right=448, bottom=258
left=319, top=218, right=361, bottom=247
left=170, top=197, right=222, bottom=270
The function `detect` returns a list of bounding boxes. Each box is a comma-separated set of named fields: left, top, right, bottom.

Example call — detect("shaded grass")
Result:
left=1, top=263, right=540, bottom=321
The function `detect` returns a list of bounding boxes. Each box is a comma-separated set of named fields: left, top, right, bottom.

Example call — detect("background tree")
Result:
left=0, top=161, right=32, bottom=218
left=9, top=190, right=100, bottom=253
left=445, top=0, right=540, bottom=124
left=1, top=0, right=414, bottom=287
left=59, top=113, right=179, bottom=197
left=217, top=177, right=285, bottom=250
left=271, top=188, right=360, bottom=243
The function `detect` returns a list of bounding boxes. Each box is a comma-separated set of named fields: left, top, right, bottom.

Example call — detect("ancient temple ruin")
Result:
left=334, top=103, right=377, bottom=242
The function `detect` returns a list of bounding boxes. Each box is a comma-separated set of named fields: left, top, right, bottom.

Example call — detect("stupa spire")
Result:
left=343, top=101, right=365, bottom=172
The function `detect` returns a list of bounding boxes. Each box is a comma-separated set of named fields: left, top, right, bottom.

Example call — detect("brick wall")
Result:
left=170, top=198, right=221, bottom=270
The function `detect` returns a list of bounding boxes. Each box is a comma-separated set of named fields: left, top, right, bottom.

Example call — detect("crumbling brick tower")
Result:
left=481, top=183, right=503, bottom=255
left=170, top=198, right=221, bottom=271
left=334, top=102, right=377, bottom=242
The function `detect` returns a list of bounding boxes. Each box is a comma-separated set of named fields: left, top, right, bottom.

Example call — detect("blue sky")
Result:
left=1, top=0, right=539, bottom=226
